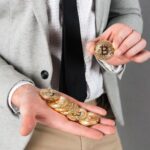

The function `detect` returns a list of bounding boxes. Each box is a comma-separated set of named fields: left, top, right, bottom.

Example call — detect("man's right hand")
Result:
left=12, top=84, right=116, bottom=140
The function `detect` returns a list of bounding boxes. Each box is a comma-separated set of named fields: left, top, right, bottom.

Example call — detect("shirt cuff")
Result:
left=98, top=60, right=123, bottom=74
left=8, top=81, right=34, bottom=114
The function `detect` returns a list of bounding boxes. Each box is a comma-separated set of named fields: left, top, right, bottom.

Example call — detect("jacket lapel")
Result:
left=95, top=0, right=111, bottom=35
left=30, top=0, right=49, bottom=36
left=95, top=0, right=103, bottom=35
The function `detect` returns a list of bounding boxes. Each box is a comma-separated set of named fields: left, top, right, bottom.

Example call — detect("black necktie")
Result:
left=59, top=0, right=87, bottom=102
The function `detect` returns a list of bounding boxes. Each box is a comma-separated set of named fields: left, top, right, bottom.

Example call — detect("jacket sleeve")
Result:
left=103, top=0, right=143, bottom=79
left=0, top=2, right=34, bottom=113
left=0, top=58, right=34, bottom=113
left=107, top=0, right=143, bottom=33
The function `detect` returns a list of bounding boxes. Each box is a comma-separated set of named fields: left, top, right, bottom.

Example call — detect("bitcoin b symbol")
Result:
left=101, top=45, right=109, bottom=55
left=94, top=40, right=115, bottom=60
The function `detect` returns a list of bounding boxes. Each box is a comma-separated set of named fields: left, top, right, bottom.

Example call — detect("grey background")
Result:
left=118, top=0, right=150, bottom=149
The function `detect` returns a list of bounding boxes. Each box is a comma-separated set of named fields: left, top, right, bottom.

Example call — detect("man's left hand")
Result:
left=87, top=23, right=150, bottom=66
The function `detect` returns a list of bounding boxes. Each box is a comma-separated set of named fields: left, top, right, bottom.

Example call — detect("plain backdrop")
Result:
left=118, top=0, right=150, bottom=150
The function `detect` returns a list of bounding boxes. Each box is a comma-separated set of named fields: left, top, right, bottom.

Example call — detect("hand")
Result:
left=87, top=23, right=150, bottom=66
left=12, top=84, right=116, bottom=140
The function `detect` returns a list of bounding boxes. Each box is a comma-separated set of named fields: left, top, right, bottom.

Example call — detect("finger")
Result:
left=100, top=117, right=116, bottom=126
left=125, top=39, right=147, bottom=58
left=90, top=28, right=113, bottom=43
left=107, top=32, right=114, bottom=43
left=86, top=41, right=96, bottom=55
left=131, top=50, right=150, bottom=63
left=86, top=31, right=113, bottom=55
left=20, top=106, right=36, bottom=136
left=115, top=31, right=141, bottom=56
left=113, top=27, right=133, bottom=49
left=60, top=121, right=104, bottom=140
left=98, top=28, right=113, bottom=42
left=78, top=102, right=107, bottom=116
left=92, top=124, right=116, bottom=135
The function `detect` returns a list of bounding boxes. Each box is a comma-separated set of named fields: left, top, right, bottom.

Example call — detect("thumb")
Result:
left=86, top=29, right=112, bottom=55
left=86, top=41, right=95, bottom=55
left=20, top=106, right=37, bottom=136
left=99, top=29, right=113, bottom=42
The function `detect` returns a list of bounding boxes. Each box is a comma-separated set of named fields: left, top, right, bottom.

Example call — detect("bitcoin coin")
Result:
left=87, top=112, right=100, bottom=124
left=79, top=120, right=91, bottom=126
left=79, top=112, right=100, bottom=126
left=57, top=101, right=73, bottom=115
left=40, top=89, right=60, bottom=102
left=72, top=103, right=80, bottom=115
left=66, top=104, right=80, bottom=121
left=67, top=103, right=76, bottom=114
left=55, top=97, right=70, bottom=113
left=94, top=40, right=115, bottom=60
left=48, top=102, right=61, bottom=109
left=67, top=114, right=79, bottom=121
left=78, top=108, right=88, bottom=120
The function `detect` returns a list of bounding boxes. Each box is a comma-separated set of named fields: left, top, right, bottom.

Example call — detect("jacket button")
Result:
left=41, top=70, right=49, bottom=79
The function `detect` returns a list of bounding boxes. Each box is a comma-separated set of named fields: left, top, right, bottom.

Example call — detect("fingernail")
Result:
left=101, top=109, right=107, bottom=116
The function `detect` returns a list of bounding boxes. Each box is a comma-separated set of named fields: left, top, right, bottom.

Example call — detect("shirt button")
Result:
left=41, top=70, right=49, bottom=79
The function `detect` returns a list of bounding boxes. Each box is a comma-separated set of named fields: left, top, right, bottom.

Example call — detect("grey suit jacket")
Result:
left=0, top=0, right=143, bottom=149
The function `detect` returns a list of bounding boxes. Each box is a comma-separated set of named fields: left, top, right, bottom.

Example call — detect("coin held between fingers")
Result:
left=94, top=40, right=115, bottom=60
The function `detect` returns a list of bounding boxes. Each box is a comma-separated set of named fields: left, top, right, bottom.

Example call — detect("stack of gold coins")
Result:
left=39, top=89, right=100, bottom=126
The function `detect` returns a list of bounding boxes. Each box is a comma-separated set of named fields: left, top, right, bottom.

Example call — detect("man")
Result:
left=0, top=0, right=149, bottom=150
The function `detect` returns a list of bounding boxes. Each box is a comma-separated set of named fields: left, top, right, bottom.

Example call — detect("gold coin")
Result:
left=60, top=110, right=70, bottom=115
left=72, top=104, right=80, bottom=115
left=47, top=102, right=68, bottom=113
left=66, top=104, right=80, bottom=121
left=40, top=89, right=60, bottom=102
left=79, top=119, right=98, bottom=126
left=48, top=102, right=62, bottom=109
left=94, top=40, right=115, bottom=60
left=54, top=96, right=70, bottom=113
left=58, top=96, right=70, bottom=108
left=67, top=103, right=76, bottom=114
left=87, top=112, right=100, bottom=124
left=88, top=112, right=100, bottom=119
left=55, top=108, right=70, bottom=114
left=40, top=89, right=54, bottom=100
left=79, top=120, right=91, bottom=126
left=67, top=114, right=78, bottom=121
left=55, top=107, right=67, bottom=113
left=79, top=112, right=100, bottom=126
left=58, top=101, right=74, bottom=115
left=48, top=96, right=69, bottom=109
left=78, top=108, right=88, bottom=120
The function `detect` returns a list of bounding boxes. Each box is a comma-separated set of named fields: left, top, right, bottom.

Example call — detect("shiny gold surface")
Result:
left=94, top=40, right=115, bottom=60
left=40, top=89, right=101, bottom=126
